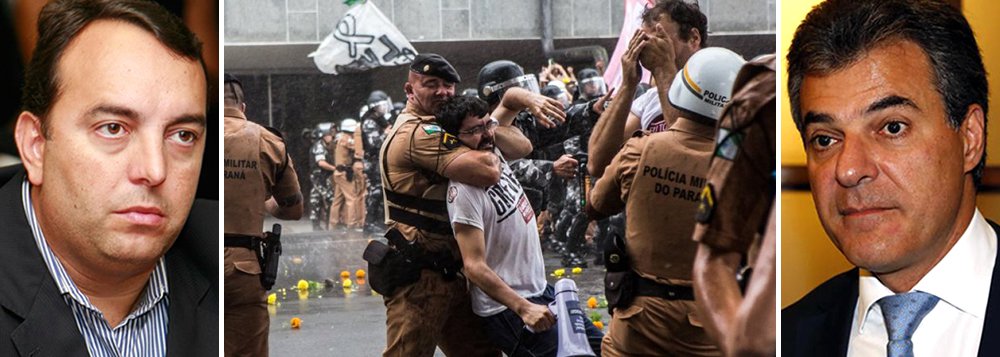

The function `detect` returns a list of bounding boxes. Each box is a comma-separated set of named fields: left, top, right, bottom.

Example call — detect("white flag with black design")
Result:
left=309, top=1, right=418, bottom=74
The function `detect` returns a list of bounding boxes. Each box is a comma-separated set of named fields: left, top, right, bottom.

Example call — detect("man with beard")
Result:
left=441, top=95, right=604, bottom=356
left=375, top=53, right=564, bottom=356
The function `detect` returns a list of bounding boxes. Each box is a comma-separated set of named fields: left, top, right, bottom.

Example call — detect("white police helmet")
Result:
left=339, top=118, right=358, bottom=133
left=667, top=47, right=746, bottom=120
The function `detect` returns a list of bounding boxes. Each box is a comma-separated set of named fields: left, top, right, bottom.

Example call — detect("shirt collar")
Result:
left=856, top=208, right=997, bottom=333
left=21, top=178, right=170, bottom=327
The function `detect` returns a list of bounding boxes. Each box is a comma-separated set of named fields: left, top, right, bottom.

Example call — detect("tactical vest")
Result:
left=224, top=118, right=268, bottom=237
left=626, top=118, right=715, bottom=285
left=379, top=114, right=454, bottom=243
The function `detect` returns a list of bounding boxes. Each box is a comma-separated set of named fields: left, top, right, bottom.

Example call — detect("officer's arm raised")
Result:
left=442, top=150, right=501, bottom=188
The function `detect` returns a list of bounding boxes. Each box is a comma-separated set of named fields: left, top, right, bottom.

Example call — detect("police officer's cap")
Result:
left=409, top=53, right=461, bottom=83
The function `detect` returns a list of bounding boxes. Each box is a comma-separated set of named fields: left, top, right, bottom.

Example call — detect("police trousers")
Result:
left=224, top=247, right=269, bottom=357
left=601, top=296, right=720, bottom=356
left=330, top=170, right=366, bottom=228
left=383, top=269, right=499, bottom=357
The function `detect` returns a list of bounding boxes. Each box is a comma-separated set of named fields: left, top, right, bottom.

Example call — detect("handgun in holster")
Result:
left=603, top=232, right=636, bottom=315
left=336, top=164, right=354, bottom=182
left=363, top=228, right=421, bottom=296
left=254, top=224, right=282, bottom=291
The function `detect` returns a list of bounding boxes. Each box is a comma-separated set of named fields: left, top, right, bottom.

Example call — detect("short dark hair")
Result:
left=787, top=0, right=988, bottom=187
left=435, top=96, right=489, bottom=136
left=642, top=0, right=708, bottom=48
left=22, top=0, right=206, bottom=136
left=223, top=81, right=244, bottom=107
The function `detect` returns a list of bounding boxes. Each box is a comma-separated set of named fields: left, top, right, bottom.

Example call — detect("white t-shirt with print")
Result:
left=631, top=87, right=669, bottom=133
left=446, top=153, right=547, bottom=317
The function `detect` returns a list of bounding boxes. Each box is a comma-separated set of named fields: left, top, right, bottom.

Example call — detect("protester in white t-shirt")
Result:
left=436, top=96, right=604, bottom=356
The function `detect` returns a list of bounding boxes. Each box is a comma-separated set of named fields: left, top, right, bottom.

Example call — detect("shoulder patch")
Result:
left=441, top=133, right=461, bottom=149
left=423, top=124, right=443, bottom=135
left=714, top=128, right=743, bottom=161
left=447, top=186, right=458, bottom=203
left=695, top=183, right=715, bottom=223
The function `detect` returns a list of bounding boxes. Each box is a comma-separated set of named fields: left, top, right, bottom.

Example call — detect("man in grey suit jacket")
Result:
left=782, top=0, right=999, bottom=356
left=0, top=0, right=217, bottom=355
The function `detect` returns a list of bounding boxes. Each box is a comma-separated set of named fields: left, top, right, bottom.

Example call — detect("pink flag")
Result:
left=603, top=0, right=654, bottom=91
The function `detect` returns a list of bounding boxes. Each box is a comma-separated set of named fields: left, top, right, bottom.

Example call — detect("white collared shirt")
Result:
left=847, top=209, right=997, bottom=356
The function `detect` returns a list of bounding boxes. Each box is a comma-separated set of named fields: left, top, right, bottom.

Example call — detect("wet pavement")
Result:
left=265, top=218, right=611, bottom=356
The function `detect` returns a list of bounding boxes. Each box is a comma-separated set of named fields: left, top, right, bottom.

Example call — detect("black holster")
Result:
left=363, top=228, right=461, bottom=296
left=253, top=224, right=282, bottom=291
left=604, top=233, right=636, bottom=315
left=336, top=164, right=354, bottom=182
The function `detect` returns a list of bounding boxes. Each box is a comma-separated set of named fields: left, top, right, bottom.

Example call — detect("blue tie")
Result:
left=876, top=291, right=940, bottom=357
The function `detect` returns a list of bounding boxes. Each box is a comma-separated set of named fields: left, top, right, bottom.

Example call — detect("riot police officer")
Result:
left=586, top=48, right=745, bottom=356
left=357, top=91, right=392, bottom=234
left=307, top=123, right=336, bottom=230
left=223, top=73, right=304, bottom=356
left=575, top=68, right=608, bottom=103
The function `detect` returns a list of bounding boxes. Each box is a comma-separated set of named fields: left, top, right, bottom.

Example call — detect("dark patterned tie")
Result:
left=876, top=291, right=940, bottom=357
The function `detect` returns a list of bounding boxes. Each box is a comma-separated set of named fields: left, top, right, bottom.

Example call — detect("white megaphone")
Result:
left=549, top=278, right=596, bottom=357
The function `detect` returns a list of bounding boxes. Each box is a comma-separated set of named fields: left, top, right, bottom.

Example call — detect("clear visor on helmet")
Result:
left=371, top=99, right=392, bottom=115
left=484, top=74, right=541, bottom=96
left=580, top=76, right=608, bottom=98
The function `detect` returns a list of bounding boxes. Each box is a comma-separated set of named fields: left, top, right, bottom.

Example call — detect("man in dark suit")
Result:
left=0, top=0, right=217, bottom=355
left=783, top=0, right=999, bottom=356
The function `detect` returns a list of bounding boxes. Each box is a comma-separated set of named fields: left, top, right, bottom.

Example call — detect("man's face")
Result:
left=799, top=40, right=976, bottom=276
left=642, top=14, right=700, bottom=70
left=456, top=114, right=496, bottom=151
left=26, top=20, right=206, bottom=270
left=406, top=73, right=455, bottom=115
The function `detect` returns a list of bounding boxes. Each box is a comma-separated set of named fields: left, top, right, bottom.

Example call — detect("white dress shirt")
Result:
left=847, top=209, right=997, bottom=356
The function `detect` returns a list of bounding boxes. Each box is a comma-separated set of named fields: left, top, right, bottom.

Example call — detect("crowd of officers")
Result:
left=306, top=90, right=396, bottom=234
left=224, top=1, right=775, bottom=356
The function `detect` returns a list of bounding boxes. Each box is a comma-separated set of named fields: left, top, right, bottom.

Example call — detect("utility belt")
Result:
left=362, top=228, right=462, bottom=296
left=635, top=275, right=694, bottom=300
left=603, top=233, right=693, bottom=315
left=224, top=224, right=282, bottom=291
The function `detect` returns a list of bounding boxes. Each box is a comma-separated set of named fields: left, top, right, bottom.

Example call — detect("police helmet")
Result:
left=477, top=60, right=540, bottom=106
left=366, top=90, right=393, bottom=118
left=317, top=122, right=334, bottom=134
left=667, top=47, right=746, bottom=121
left=576, top=68, right=607, bottom=100
left=368, top=90, right=389, bottom=104
left=340, top=118, right=358, bottom=133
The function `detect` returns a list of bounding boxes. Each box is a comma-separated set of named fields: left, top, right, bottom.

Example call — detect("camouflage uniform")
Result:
left=308, top=137, right=334, bottom=230
left=360, top=116, right=389, bottom=234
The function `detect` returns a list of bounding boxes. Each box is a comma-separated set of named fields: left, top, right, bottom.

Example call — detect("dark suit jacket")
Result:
left=0, top=166, right=218, bottom=356
left=782, top=220, right=1000, bottom=357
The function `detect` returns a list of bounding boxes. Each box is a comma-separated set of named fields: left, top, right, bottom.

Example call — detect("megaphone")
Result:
left=549, top=278, right=596, bottom=357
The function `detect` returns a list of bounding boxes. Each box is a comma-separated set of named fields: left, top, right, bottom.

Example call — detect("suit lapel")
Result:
left=164, top=237, right=213, bottom=357
left=794, top=268, right=857, bottom=357
left=978, top=220, right=1000, bottom=356
left=0, top=169, right=88, bottom=356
